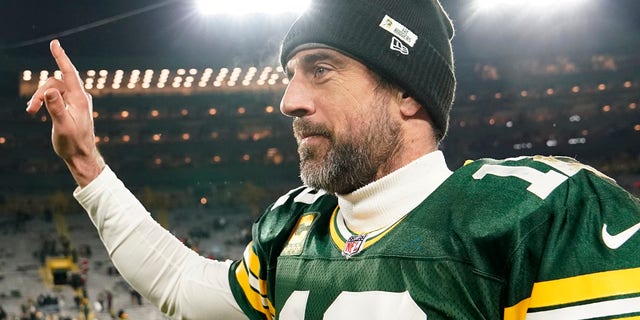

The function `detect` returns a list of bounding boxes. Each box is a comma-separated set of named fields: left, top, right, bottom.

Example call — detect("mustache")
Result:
left=293, top=118, right=333, bottom=142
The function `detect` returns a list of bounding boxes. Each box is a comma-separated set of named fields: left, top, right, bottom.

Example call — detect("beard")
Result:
left=293, top=96, right=402, bottom=194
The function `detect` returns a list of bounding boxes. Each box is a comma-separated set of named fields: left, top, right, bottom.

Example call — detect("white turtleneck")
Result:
left=337, top=150, right=453, bottom=233
left=72, top=150, right=452, bottom=319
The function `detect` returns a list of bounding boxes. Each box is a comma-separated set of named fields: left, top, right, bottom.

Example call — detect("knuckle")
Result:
left=43, top=77, right=62, bottom=87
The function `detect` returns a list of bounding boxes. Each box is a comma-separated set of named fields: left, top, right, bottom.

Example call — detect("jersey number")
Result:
left=472, top=163, right=568, bottom=200
left=280, top=290, right=426, bottom=319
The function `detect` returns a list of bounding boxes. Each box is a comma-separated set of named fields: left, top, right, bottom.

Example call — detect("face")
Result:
left=280, top=48, right=402, bottom=194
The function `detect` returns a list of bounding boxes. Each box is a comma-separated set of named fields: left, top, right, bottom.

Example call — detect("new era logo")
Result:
left=390, top=37, right=409, bottom=55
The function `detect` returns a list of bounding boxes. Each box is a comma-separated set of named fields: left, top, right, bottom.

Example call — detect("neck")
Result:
left=374, top=138, right=438, bottom=182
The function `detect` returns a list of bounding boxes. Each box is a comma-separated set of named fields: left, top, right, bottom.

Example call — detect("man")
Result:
left=26, top=0, right=640, bottom=319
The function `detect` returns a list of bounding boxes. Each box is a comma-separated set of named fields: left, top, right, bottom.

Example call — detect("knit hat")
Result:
left=280, top=0, right=456, bottom=141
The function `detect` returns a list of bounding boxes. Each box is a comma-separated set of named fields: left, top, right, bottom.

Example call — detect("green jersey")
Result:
left=228, top=156, right=640, bottom=319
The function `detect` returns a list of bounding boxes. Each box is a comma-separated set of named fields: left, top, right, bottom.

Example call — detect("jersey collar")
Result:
left=336, top=150, right=452, bottom=233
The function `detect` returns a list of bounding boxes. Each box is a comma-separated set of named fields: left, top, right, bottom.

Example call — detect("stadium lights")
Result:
left=195, top=0, right=310, bottom=15
left=20, top=57, right=509, bottom=95
left=473, top=0, right=591, bottom=11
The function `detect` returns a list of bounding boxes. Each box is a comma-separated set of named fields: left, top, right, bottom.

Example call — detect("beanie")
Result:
left=280, top=0, right=456, bottom=141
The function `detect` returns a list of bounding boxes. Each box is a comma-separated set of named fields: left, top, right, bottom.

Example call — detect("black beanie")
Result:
left=280, top=0, right=456, bottom=141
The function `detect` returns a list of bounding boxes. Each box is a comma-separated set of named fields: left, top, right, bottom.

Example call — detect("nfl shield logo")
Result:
left=342, top=234, right=367, bottom=259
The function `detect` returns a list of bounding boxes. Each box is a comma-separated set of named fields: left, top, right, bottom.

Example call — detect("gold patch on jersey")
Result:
left=281, top=213, right=317, bottom=256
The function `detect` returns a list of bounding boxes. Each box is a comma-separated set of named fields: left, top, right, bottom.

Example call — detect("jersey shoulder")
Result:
left=437, top=155, right=630, bottom=240
left=228, top=186, right=338, bottom=320
left=253, top=186, right=338, bottom=259
left=428, top=155, right=640, bottom=277
left=452, top=155, right=618, bottom=201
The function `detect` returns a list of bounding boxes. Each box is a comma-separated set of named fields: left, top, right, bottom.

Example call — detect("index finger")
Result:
left=50, top=39, right=84, bottom=93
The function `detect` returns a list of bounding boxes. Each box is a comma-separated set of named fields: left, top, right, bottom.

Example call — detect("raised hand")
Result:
left=26, top=39, right=105, bottom=187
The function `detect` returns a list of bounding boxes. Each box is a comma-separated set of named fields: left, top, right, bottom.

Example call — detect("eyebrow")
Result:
left=300, top=51, right=346, bottom=66
left=286, top=50, right=348, bottom=77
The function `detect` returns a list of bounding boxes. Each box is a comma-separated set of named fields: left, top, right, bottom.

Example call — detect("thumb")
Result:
left=43, top=88, right=69, bottom=124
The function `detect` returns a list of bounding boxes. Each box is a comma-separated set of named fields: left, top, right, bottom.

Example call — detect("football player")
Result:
left=26, top=0, right=640, bottom=319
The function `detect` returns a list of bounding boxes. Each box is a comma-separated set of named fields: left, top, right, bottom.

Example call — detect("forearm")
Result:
left=73, top=167, right=246, bottom=320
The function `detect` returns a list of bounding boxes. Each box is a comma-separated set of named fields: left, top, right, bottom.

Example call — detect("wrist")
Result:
left=64, top=150, right=106, bottom=187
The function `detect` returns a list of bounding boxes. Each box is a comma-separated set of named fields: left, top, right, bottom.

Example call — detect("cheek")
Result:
left=332, top=114, right=367, bottom=143
left=317, top=80, right=379, bottom=133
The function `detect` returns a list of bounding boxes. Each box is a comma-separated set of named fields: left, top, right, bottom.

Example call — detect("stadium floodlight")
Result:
left=196, top=0, right=310, bottom=15
left=473, top=0, right=591, bottom=12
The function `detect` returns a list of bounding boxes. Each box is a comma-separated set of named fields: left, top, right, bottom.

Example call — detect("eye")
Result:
left=313, top=66, right=328, bottom=78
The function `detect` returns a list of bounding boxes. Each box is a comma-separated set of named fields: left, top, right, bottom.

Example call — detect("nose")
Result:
left=280, top=73, right=315, bottom=118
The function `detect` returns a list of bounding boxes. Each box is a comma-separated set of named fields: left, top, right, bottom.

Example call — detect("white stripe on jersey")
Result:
left=526, top=296, right=640, bottom=320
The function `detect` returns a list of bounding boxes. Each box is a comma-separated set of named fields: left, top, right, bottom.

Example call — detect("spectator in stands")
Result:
left=129, top=289, right=142, bottom=306
left=96, top=291, right=104, bottom=313
left=26, top=0, right=640, bottom=318
left=116, top=309, right=127, bottom=319
left=105, top=290, right=112, bottom=314
left=80, top=298, right=89, bottom=320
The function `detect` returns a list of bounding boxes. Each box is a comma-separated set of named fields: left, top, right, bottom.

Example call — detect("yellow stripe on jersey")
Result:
left=362, top=217, right=407, bottom=248
left=503, top=297, right=531, bottom=320
left=613, top=317, right=640, bottom=320
left=504, top=267, right=640, bottom=320
left=245, top=242, right=261, bottom=280
left=329, top=206, right=407, bottom=251
left=329, top=207, right=345, bottom=248
left=235, top=242, right=275, bottom=319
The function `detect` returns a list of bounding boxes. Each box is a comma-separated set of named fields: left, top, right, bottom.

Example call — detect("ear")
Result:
left=398, top=92, right=422, bottom=117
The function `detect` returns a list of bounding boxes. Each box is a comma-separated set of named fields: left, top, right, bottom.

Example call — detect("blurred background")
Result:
left=0, top=0, right=639, bottom=318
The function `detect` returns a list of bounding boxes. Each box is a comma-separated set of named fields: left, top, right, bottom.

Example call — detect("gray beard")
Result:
left=299, top=141, right=378, bottom=194
left=296, top=102, right=401, bottom=194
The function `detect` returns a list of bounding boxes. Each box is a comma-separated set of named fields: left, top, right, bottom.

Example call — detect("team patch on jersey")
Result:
left=281, top=213, right=317, bottom=256
left=330, top=207, right=408, bottom=259
left=342, top=233, right=367, bottom=259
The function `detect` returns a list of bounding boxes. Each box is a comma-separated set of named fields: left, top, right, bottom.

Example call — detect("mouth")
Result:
left=299, top=135, right=328, bottom=146
left=293, top=119, right=332, bottom=144
left=296, top=133, right=330, bottom=149
left=299, top=131, right=328, bottom=140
